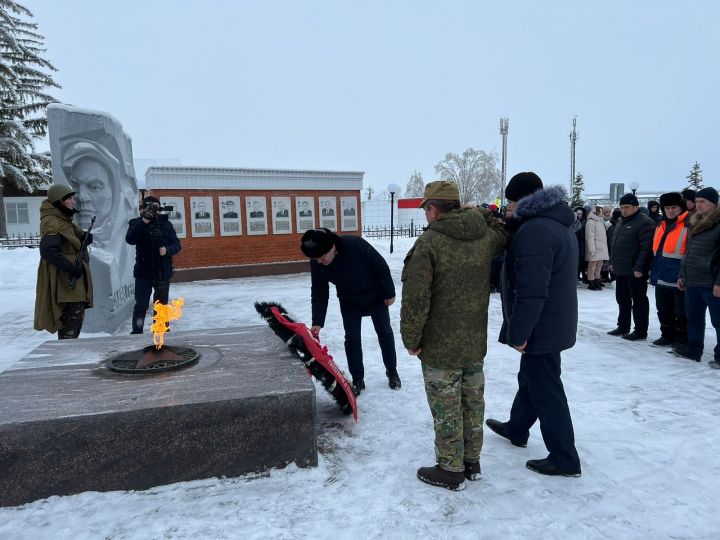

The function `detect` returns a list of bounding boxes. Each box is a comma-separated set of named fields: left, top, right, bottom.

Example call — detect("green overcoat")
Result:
left=34, top=200, right=93, bottom=333
left=400, top=207, right=507, bottom=369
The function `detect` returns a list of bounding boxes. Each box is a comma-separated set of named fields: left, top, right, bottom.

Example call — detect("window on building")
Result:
left=5, top=202, right=29, bottom=224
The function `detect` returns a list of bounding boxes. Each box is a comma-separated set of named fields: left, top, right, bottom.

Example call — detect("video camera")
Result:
left=142, top=203, right=174, bottom=220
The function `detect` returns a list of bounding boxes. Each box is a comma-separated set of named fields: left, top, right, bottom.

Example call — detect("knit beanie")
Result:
left=505, top=172, right=543, bottom=202
left=695, top=187, right=719, bottom=205
left=681, top=189, right=696, bottom=203
left=619, top=193, right=639, bottom=206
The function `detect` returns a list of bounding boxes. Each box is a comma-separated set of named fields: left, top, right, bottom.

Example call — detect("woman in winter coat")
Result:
left=585, top=206, right=609, bottom=290
left=34, top=184, right=94, bottom=339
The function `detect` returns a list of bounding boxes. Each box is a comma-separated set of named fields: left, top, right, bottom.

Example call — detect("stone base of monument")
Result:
left=0, top=326, right=317, bottom=507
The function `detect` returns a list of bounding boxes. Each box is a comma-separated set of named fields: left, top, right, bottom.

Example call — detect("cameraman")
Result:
left=125, top=196, right=182, bottom=334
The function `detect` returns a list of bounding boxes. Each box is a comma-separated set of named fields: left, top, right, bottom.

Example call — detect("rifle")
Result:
left=69, top=216, right=96, bottom=290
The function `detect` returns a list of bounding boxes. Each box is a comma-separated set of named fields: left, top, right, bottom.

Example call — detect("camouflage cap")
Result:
left=419, top=180, right=460, bottom=208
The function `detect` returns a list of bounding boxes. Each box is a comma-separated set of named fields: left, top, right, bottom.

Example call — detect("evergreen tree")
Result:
left=1, top=0, right=59, bottom=236
left=404, top=170, right=424, bottom=198
left=570, top=172, right=585, bottom=207
left=685, top=161, right=703, bottom=190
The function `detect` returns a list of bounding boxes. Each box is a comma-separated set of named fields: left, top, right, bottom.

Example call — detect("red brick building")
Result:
left=145, top=166, right=363, bottom=281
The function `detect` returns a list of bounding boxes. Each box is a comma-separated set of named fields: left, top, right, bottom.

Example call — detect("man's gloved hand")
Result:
left=69, top=262, right=84, bottom=278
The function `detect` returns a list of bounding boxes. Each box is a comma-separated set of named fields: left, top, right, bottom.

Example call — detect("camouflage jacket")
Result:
left=400, top=207, right=507, bottom=369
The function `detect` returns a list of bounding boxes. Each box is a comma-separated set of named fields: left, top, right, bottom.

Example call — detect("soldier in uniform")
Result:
left=401, top=180, right=507, bottom=491
left=34, top=184, right=94, bottom=339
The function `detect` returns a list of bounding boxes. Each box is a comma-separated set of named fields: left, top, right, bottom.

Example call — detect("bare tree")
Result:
left=434, top=148, right=500, bottom=205
left=404, top=170, right=424, bottom=197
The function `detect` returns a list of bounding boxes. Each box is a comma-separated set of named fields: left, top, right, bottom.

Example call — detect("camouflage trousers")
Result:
left=58, top=302, right=86, bottom=340
left=421, top=362, right=485, bottom=472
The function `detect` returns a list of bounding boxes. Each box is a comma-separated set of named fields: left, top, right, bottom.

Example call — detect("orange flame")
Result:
left=151, top=298, right=184, bottom=349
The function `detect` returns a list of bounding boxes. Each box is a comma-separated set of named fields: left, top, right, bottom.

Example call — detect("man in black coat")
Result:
left=486, top=172, right=581, bottom=477
left=301, top=228, right=400, bottom=393
left=125, top=196, right=182, bottom=334
left=608, top=193, right=656, bottom=340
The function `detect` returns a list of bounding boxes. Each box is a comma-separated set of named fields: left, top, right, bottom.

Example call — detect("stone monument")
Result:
left=47, top=104, right=138, bottom=333
left=0, top=325, right=318, bottom=507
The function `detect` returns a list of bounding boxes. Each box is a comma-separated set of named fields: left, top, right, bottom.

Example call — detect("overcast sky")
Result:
left=24, top=0, right=720, bottom=197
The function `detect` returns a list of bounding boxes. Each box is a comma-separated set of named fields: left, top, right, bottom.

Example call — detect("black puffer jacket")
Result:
left=310, top=235, right=395, bottom=327
left=500, top=186, right=578, bottom=354
left=610, top=211, right=656, bottom=276
left=680, top=209, right=720, bottom=288
left=125, top=214, right=182, bottom=280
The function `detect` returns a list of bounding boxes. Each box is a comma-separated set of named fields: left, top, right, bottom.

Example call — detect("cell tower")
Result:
left=569, top=116, right=578, bottom=195
left=499, top=117, right=509, bottom=206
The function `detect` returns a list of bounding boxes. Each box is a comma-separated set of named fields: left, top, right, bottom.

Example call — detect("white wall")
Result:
left=360, top=199, right=426, bottom=229
left=4, top=196, right=44, bottom=237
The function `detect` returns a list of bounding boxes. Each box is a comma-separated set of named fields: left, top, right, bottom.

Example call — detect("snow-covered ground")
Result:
left=1, top=237, right=718, bottom=539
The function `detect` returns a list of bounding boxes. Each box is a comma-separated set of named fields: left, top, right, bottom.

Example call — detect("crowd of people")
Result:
left=33, top=175, right=719, bottom=494
left=568, top=187, right=720, bottom=367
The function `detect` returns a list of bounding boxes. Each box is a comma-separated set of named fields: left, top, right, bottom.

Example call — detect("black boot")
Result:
left=588, top=281, right=598, bottom=290
left=652, top=336, right=674, bottom=346
left=594, top=279, right=604, bottom=289
left=131, top=311, right=145, bottom=334
left=416, top=465, right=465, bottom=491
left=485, top=418, right=527, bottom=447
left=386, top=370, right=402, bottom=390
left=607, top=327, right=629, bottom=336
left=526, top=458, right=581, bottom=477
left=352, top=379, right=365, bottom=396
left=622, top=331, right=647, bottom=341
left=464, top=461, right=481, bottom=481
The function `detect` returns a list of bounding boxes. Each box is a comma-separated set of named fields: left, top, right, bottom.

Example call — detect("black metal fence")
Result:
left=362, top=220, right=423, bottom=239
left=0, top=234, right=40, bottom=249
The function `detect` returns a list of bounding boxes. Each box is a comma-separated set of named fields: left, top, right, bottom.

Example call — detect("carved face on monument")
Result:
left=70, top=158, right=113, bottom=228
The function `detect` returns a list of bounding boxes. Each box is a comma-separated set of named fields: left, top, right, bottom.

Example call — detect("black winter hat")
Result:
left=696, top=187, right=719, bottom=205
left=681, top=189, right=696, bottom=202
left=142, top=195, right=161, bottom=207
left=647, top=200, right=660, bottom=210
left=612, top=209, right=622, bottom=221
left=619, top=193, right=639, bottom=206
left=659, top=192, right=684, bottom=209
left=505, top=172, right=543, bottom=202
left=301, top=228, right=337, bottom=258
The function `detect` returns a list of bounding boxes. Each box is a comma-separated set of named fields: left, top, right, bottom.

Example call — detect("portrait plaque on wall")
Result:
left=219, top=196, right=242, bottom=236
left=160, top=196, right=186, bottom=238
left=271, top=196, right=292, bottom=235
left=340, top=196, right=358, bottom=231
left=296, top=196, right=315, bottom=233
left=319, top=196, right=337, bottom=231
left=246, top=196, right=268, bottom=235
left=190, top=196, right=215, bottom=237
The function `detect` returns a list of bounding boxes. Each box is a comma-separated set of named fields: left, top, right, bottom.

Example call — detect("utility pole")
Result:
left=499, top=117, right=509, bottom=207
left=569, top=115, right=578, bottom=196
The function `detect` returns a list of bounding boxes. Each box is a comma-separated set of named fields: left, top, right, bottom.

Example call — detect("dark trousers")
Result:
left=506, top=352, right=580, bottom=471
left=684, top=286, right=720, bottom=359
left=341, top=302, right=397, bottom=383
left=615, top=275, right=649, bottom=334
left=490, top=255, right=504, bottom=291
left=58, top=302, right=86, bottom=340
left=655, top=286, right=687, bottom=343
left=132, top=277, right=170, bottom=333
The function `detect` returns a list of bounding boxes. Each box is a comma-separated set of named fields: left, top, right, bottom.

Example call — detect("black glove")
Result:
left=69, top=262, right=84, bottom=278
left=82, top=232, right=93, bottom=245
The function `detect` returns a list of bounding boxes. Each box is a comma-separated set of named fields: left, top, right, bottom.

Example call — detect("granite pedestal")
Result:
left=0, top=326, right=317, bottom=507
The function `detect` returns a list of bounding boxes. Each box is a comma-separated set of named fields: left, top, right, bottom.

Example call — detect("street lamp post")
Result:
left=387, top=183, right=400, bottom=253
left=629, top=181, right=639, bottom=196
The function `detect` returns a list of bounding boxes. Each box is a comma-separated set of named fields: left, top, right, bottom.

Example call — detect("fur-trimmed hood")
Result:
left=688, top=207, right=720, bottom=235
left=508, top=185, right=575, bottom=229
